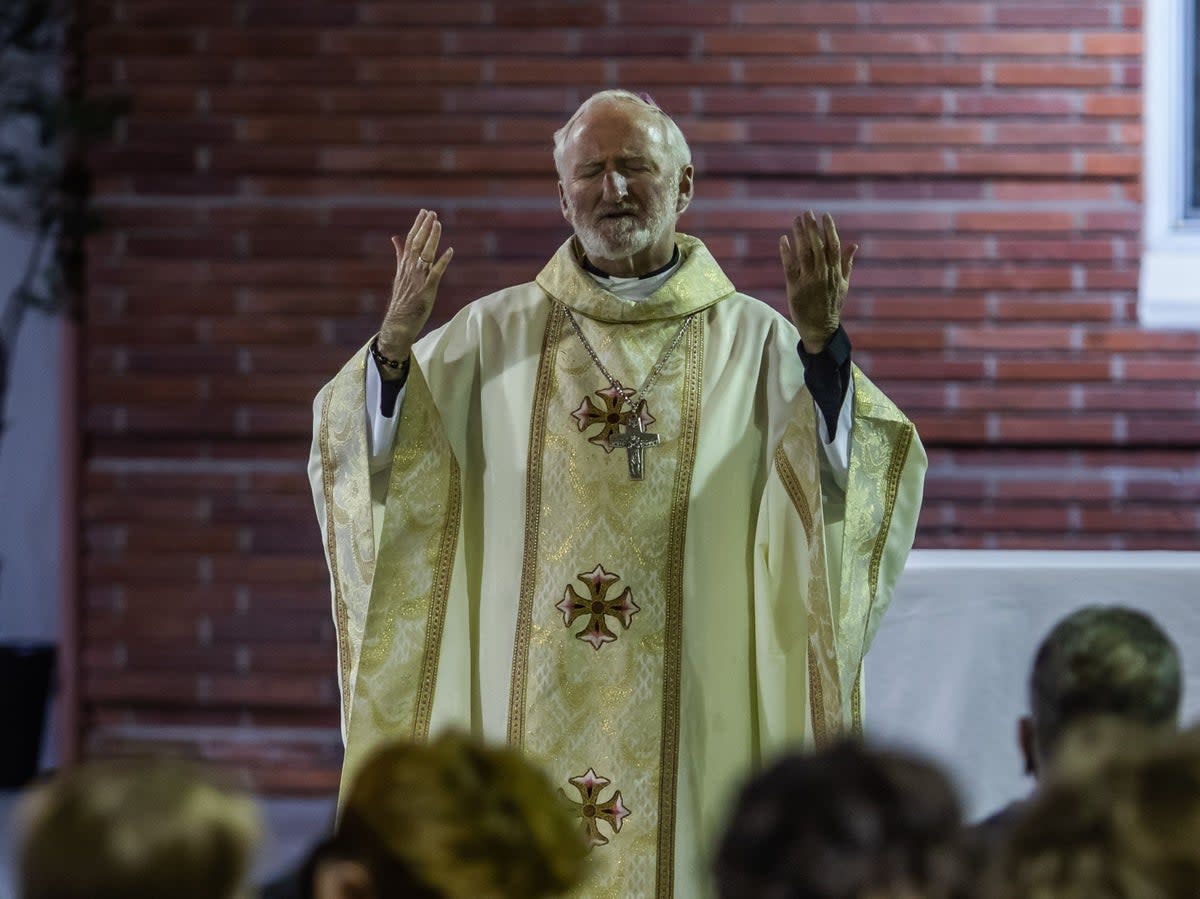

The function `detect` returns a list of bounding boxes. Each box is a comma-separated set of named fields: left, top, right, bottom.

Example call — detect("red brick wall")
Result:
left=80, top=0, right=1193, bottom=789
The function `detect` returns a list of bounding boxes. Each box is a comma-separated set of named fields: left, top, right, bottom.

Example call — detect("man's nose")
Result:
left=602, top=170, right=628, bottom=201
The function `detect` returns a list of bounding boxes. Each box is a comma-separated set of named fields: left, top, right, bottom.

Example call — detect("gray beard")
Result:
left=570, top=190, right=678, bottom=264
left=575, top=217, right=654, bottom=261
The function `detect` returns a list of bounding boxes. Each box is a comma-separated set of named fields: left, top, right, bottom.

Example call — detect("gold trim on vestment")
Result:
left=654, top=318, right=704, bottom=899
left=413, top=457, right=462, bottom=741
left=851, top=668, right=863, bottom=737
left=868, top=423, right=915, bottom=602
left=773, top=444, right=814, bottom=542
left=773, top=428, right=841, bottom=747
left=807, top=651, right=830, bottom=749
left=507, top=301, right=566, bottom=749
left=318, top=385, right=355, bottom=720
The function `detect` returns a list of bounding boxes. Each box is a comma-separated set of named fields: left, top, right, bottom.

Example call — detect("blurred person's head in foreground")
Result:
left=984, top=724, right=1200, bottom=899
left=714, top=740, right=972, bottom=899
left=1020, top=605, right=1182, bottom=779
left=17, top=758, right=261, bottom=899
left=318, top=732, right=587, bottom=899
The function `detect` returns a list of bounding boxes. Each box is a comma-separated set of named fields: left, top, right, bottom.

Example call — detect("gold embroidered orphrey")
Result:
left=556, top=563, right=642, bottom=651
left=509, top=294, right=707, bottom=899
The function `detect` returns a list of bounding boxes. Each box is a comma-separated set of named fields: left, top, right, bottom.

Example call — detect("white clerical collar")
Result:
left=582, top=250, right=683, bottom=303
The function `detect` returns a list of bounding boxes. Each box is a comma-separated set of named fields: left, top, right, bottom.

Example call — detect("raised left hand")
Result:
left=779, top=211, right=858, bottom=353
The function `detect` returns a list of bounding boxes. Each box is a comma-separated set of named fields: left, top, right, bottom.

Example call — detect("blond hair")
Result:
left=18, top=759, right=261, bottom=899
left=337, top=733, right=587, bottom=898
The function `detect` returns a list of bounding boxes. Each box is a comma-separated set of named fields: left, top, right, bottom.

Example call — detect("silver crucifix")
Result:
left=608, top=402, right=661, bottom=481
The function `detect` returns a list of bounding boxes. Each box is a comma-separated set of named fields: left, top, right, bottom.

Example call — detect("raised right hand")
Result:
left=779, top=210, right=857, bottom=354
left=378, top=209, right=453, bottom=362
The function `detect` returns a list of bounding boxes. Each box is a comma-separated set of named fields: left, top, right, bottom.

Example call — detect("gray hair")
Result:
left=1029, top=605, right=1182, bottom=757
left=552, top=89, right=692, bottom=179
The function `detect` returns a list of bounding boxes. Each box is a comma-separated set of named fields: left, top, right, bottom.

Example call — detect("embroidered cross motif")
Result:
left=555, top=563, right=641, bottom=651
left=565, top=768, right=631, bottom=848
left=571, top=383, right=642, bottom=453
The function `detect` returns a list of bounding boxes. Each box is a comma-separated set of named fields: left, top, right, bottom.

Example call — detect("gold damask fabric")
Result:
left=342, top=362, right=462, bottom=793
left=309, top=234, right=927, bottom=898
left=759, top=367, right=924, bottom=754
left=835, top=368, right=923, bottom=722
left=312, top=354, right=463, bottom=796
left=311, top=347, right=376, bottom=738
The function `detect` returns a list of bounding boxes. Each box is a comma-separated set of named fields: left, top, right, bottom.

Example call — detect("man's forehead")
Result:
left=564, top=103, right=667, bottom=154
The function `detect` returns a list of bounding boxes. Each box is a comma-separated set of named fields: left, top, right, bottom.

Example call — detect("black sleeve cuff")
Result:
left=377, top=361, right=408, bottom=418
left=797, top=325, right=852, bottom=441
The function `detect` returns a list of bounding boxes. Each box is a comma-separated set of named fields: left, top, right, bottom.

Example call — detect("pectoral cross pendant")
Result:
left=608, top=402, right=660, bottom=480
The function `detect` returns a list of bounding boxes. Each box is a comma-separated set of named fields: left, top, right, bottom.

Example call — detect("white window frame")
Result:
left=1141, top=0, right=1200, bottom=327
left=1137, top=0, right=1200, bottom=321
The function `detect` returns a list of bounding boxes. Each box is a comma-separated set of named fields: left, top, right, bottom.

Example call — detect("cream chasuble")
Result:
left=309, top=234, right=926, bottom=899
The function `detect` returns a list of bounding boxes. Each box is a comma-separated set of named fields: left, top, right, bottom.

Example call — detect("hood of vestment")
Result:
left=535, top=232, right=736, bottom=323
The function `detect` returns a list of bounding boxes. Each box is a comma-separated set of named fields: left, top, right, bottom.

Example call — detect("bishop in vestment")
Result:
left=310, top=90, right=926, bottom=899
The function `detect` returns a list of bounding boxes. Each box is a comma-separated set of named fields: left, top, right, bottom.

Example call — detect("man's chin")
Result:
left=576, top=226, right=653, bottom=262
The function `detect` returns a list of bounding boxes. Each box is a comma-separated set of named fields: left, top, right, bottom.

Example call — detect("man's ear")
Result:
left=675, top=164, right=695, bottom=216
left=558, top=181, right=571, bottom=221
left=1018, top=716, right=1038, bottom=778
